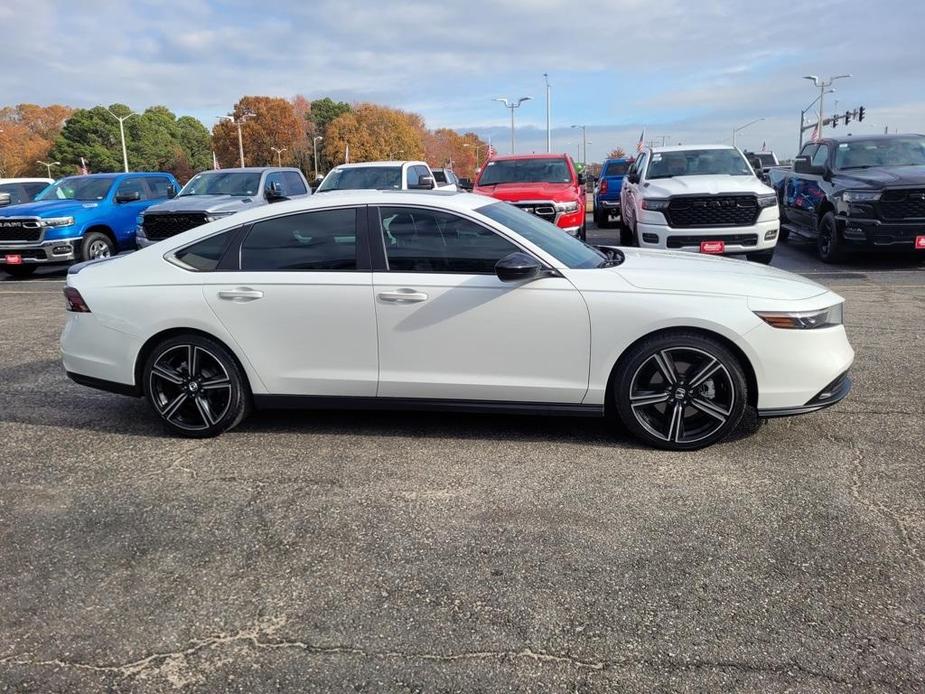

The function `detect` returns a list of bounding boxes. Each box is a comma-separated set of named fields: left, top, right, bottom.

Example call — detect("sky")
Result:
left=3, top=0, right=924, bottom=161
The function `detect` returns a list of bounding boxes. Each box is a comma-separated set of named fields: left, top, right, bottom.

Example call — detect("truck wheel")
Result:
left=81, top=232, right=115, bottom=261
left=619, top=218, right=635, bottom=246
left=816, top=212, right=843, bottom=264
left=747, top=248, right=775, bottom=264
left=2, top=264, right=37, bottom=278
left=778, top=229, right=790, bottom=243
left=593, top=207, right=606, bottom=228
left=578, top=223, right=587, bottom=242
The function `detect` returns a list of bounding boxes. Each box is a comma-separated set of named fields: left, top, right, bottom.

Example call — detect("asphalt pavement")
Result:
left=1, top=219, right=923, bottom=692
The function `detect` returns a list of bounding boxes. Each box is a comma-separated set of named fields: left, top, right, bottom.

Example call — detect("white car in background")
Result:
left=620, top=145, right=780, bottom=263
left=61, top=191, right=852, bottom=451
left=316, top=161, right=437, bottom=192
left=431, top=168, right=460, bottom=191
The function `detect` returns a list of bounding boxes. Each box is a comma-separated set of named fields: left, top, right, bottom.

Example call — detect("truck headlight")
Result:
left=554, top=201, right=579, bottom=213
left=136, top=214, right=145, bottom=225
left=842, top=190, right=881, bottom=202
left=41, top=216, right=75, bottom=227
left=641, top=199, right=670, bottom=211
left=754, top=303, right=844, bottom=329
left=757, top=194, right=778, bottom=208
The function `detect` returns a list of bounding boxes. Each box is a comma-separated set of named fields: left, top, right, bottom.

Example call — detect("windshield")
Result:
left=478, top=158, right=573, bottom=185
left=833, top=137, right=925, bottom=169
left=317, top=166, right=402, bottom=191
left=647, top=149, right=753, bottom=179
left=35, top=177, right=112, bottom=201
left=179, top=171, right=261, bottom=197
left=477, top=202, right=605, bottom=269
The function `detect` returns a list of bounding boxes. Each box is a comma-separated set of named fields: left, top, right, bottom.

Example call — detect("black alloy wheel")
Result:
left=615, top=332, right=748, bottom=450
left=144, top=335, right=251, bottom=437
left=816, top=212, right=843, bottom=264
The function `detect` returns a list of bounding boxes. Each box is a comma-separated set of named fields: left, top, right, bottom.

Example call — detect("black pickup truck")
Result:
left=768, top=134, right=925, bottom=262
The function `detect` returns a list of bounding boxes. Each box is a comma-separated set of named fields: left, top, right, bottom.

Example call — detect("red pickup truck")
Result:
left=473, top=154, right=587, bottom=239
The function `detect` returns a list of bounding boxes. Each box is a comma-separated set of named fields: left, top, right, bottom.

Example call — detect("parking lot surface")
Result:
left=1, top=223, right=923, bottom=692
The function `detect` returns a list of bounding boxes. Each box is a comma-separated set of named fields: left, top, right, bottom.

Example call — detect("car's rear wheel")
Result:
left=614, top=331, right=748, bottom=451
left=2, top=264, right=37, bottom=278
left=81, top=231, right=116, bottom=261
left=143, top=334, right=251, bottom=438
left=747, top=248, right=775, bottom=264
left=816, top=212, right=843, bottom=264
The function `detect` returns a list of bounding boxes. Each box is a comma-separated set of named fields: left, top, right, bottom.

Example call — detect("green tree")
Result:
left=309, top=97, right=352, bottom=172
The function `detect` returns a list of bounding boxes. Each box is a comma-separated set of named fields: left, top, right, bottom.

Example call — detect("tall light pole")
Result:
left=312, top=136, right=324, bottom=179
left=543, top=73, right=551, bottom=154
left=270, top=146, right=286, bottom=167
left=803, top=74, right=851, bottom=139
left=218, top=111, right=256, bottom=167
left=105, top=108, right=138, bottom=172
left=36, top=160, right=60, bottom=178
left=798, top=88, right=835, bottom=148
left=571, top=125, right=588, bottom=170
left=494, top=97, right=532, bottom=154
left=731, top=118, right=765, bottom=148
left=463, top=141, right=488, bottom=169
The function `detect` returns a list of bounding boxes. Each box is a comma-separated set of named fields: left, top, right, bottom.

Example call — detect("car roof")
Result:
left=58, top=172, right=171, bottom=180
left=651, top=144, right=736, bottom=153
left=331, top=161, right=426, bottom=168
left=487, top=153, right=570, bottom=161
left=0, top=178, right=53, bottom=184
left=822, top=133, right=924, bottom=144
left=196, top=167, right=302, bottom=173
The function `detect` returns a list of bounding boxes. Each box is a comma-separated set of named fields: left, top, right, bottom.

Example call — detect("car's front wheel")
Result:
left=614, top=331, right=748, bottom=450
left=143, top=334, right=251, bottom=438
left=619, top=217, right=635, bottom=246
left=81, top=231, right=116, bottom=261
left=816, top=212, right=843, bottom=263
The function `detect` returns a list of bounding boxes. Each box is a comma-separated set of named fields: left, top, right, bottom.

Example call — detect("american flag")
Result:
left=636, top=129, right=645, bottom=153
left=810, top=124, right=821, bottom=143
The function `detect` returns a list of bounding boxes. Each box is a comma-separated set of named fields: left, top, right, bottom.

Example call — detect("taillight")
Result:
left=63, top=287, right=91, bottom=313
left=599, top=178, right=608, bottom=194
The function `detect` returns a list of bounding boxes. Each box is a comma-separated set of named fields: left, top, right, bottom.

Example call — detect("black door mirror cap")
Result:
left=495, top=251, right=546, bottom=282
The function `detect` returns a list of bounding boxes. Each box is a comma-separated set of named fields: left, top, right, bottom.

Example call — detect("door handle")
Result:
left=218, top=287, right=264, bottom=302
left=377, top=289, right=428, bottom=303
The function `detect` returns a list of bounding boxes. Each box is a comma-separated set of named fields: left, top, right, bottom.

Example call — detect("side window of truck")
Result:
left=146, top=177, right=174, bottom=199
left=799, top=144, right=817, bottom=160
left=282, top=172, right=308, bottom=196
left=811, top=144, right=829, bottom=168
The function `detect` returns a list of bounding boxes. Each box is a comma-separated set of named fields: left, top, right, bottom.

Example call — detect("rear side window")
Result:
left=241, top=208, right=357, bottom=271
left=116, top=177, right=146, bottom=199
left=146, top=177, right=174, bottom=199
left=174, top=231, right=234, bottom=271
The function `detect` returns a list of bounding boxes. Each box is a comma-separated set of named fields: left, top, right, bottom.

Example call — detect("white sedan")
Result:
left=61, top=191, right=854, bottom=450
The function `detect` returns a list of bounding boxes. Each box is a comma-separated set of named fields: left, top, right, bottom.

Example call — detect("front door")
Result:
left=371, top=205, right=590, bottom=403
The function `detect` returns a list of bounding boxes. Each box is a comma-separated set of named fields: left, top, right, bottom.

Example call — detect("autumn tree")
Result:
left=323, top=103, right=426, bottom=165
left=0, top=104, right=72, bottom=177
left=607, top=147, right=627, bottom=159
left=211, top=96, right=302, bottom=169
left=423, top=129, right=487, bottom=179
left=289, top=94, right=314, bottom=174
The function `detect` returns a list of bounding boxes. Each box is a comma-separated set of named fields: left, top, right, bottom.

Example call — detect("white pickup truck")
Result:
left=315, top=161, right=438, bottom=192
left=620, top=145, right=780, bottom=263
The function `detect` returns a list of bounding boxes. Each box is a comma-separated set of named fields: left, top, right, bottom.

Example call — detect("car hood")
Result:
left=643, top=175, right=773, bottom=198
left=475, top=181, right=579, bottom=201
left=835, top=165, right=925, bottom=188
left=0, top=199, right=100, bottom=218
left=614, top=248, right=828, bottom=301
left=145, top=195, right=258, bottom=215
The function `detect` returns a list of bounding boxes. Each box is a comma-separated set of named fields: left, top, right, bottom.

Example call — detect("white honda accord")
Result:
left=60, top=190, right=854, bottom=450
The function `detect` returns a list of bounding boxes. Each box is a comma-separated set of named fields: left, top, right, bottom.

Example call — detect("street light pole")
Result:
left=571, top=125, right=588, bottom=170
left=270, top=146, right=286, bottom=167
left=798, top=88, right=835, bottom=148
left=494, top=97, right=532, bottom=154
left=105, top=108, right=138, bottom=172
left=36, top=160, right=60, bottom=178
left=312, top=136, right=324, bottom=179
left=219, top=111, right=256, bottom=167
left=731, top=118, right=765, bottom=148
left=543, top=73, right=551, bottom=154
left=803, top=74, right=851, bottom=138
left=463, top=141, right=487, bottom=169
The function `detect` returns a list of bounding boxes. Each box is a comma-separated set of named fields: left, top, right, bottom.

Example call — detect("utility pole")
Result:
left=494, top=97, right=532, bottom=154
left=218, top=111, right=256, bottom=167
left=312, top=136, right=324, bottom=179
left=543, top=73, right=551, bottom=154
left=571, top=125, right=588, bottom=170
left=105, top=108, right=138, bottom=172
left=270, top=146, right=286, bottom=167
left=798, top=87, right=836, bottom=149
left=36, top=160, right=60, bottom=178
left=803, top=74, right=851, bottom=139
left=732, top=118, right=765, bottom=148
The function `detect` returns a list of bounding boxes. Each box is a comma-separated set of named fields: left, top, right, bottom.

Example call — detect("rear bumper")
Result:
left=0, top=236, right=81, bottom=264
left=758, top=371, right=851, bottom=418
left=836, top=215, right=925, bottom=250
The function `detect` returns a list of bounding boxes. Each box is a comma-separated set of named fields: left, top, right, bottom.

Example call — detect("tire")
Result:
left=614, top=331, right=748, bottom=451
left=747, top=248, right=775, bottom=264
left=778, top=228, right=790, bottom=243
left=2, top=264, right=37, bottom=278
left=816, top=212, right=843, bottom=264
left=81, top=231, right=116, bottom=262
left=619, top=217, right=635, bottom=246
left=593, top=207, right=606, bottom=228
left=143, top=334, right=251, bottom=438
left=577, top=222, right=587, bottom=242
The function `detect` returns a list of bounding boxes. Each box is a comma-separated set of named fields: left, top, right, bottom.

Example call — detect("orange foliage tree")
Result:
left=211, top=96, right=303, bottom=168
left=323, top=103, right=426, bottom=166
left=0, top=104, right=72, bottom=177
left=424, top=129, right=487, bottom=179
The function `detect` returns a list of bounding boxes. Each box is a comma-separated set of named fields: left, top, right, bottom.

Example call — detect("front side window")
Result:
left=146, top=177, right=173, bottom=199
left=811, top=144, right=829, bottom=167
left=477, top=157, right=572, bottom=185
left=265, top=172, right=284, bottom=196
left=646, top=149, right=753, bottom=179
left=173, top=230, right=235, bottom=271
left=116, top=177, right=146, bottom=199
left=799, top=144, right=817, bottom=159
left=379, top=206, right=520, bottom=274
left=634, top=153, right=647, bottom=180
left=406, top=166, right=420, bottom=187
left=282, top=171, right=308, bottom=195
left=178, top=171, right=261, bottom=197
left=241, top=208, right=357, bottom=271
left=36, top=176, right=112, bottom=201
left=316, top=166, right=402, bottom=192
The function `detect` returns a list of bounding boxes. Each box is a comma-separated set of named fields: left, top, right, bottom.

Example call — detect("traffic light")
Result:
left=858, top=106, right=865, bottom=122
left=832, top=114, right=840, bottom=127
left=844, top=110, right=852, bottom=125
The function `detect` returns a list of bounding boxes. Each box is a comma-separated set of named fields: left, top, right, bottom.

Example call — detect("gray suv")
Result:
left=136, top=167, right=310, bottom=247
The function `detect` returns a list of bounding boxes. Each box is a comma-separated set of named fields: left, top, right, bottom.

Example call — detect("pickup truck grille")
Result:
left=665, top=195, right=759, bottom=228
left=879, top=189, right=925, bottom=220
left=143, top=213, right=210, bottom=240
left=512, top=202, right=557, bottom=224
left=0, top=218, right=42, bottom=242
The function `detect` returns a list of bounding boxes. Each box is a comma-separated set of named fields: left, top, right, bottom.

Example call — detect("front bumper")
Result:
left=836, top=215, right=925, bottom=250
left=636, top=217, right=779, bottom=255
left=758, top=371, right=851, bottom=417
left=135, top=232, right=158, bottom=249
left=0, top=237, right=81, bottom=264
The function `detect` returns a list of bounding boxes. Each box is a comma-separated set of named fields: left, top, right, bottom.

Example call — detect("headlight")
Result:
left=206, top=212, right=235, bottom=222
left=136, top=214, right=144, bottom=225
left=842, top=190, right=881, bottom=202
left=554, top=201, right=579, bottom=213
left=757, top=193, right=778, bottom=208
left=41, top=216, right=75, bottom=227
left=641, top=198, right=670, bottom=211
left=754, top=303, right=844, bottom=329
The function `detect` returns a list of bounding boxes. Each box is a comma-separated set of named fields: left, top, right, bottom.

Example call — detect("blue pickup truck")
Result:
left=0, top=171, right=178, bottom=277
left=593, top=158, right=629, bottom=234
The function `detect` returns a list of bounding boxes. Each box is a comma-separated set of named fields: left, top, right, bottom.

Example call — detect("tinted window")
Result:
left=799, top=144, right=817, bottom=159
left=174, top=231, right=234, bottom=272
left=265, top=172, right=284, bottom=196
left=316, top=166, right=402, bottom=191
left=146, top=177, right=173, bottom=199
left=379, top=206, right=520, bottom=274
left=22, top=182, right=50, bottom=200
left=406, top=166, right=420, bottom=187
left=604, top=162, right=627, bottom=177
left=117, top=177, right=146, bottom=199
left=432, top=170, right=448, bottom=183
left=478, top=157, right=572, bottom=185
left=811, top=144, right=829, bottom=167
left=282, top=171, right=307, bottom=195
left=833, top=137, right=925, bottom=169
left=241, top=208, right=357, bottom=271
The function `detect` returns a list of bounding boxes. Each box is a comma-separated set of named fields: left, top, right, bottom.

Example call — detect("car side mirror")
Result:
left=414, top=175, right=435, bottom=190
left=577, top=172, right=586, bottom=186
left=166, top=184, right=177, bottom=199
left=793, top=155, right=825, bottom=176
left=495, top=252, right=544, bottom=282
left=115, top=191, right=141, bottom=203
left=0, top=193, right=10, bottom=207
left=265, top=181, right=286, bottom=201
